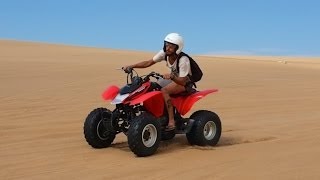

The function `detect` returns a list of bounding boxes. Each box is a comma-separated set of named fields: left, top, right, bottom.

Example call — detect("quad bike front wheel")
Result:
left=83, top=108, right=116, bottom=148
left=186, top=110, right=221, bottom=146
left=127, top=112, right=161, bottom=157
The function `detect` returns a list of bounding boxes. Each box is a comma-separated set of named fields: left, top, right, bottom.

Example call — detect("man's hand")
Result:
left=163, top=73, right=174, bottom=80
left=122, top=66, right=133, bottom=73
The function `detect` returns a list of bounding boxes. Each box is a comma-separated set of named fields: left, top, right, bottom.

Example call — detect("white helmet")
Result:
left=163, top=33, right=184, bottom=54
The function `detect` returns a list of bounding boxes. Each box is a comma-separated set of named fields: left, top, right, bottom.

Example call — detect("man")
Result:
left=122, top=33, right=191, bottom=131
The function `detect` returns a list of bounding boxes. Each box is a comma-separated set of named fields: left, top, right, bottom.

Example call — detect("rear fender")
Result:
left=130, top=91, right=164, bottom=117
left=172, top=89, right=218, bottom=116
left=102, top=85, right=120, bottom=101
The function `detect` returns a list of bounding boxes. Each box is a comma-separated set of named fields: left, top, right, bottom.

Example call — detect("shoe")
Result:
left=165, top=125, right=176, bottom=131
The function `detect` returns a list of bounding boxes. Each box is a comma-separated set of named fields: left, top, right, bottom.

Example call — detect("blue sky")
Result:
left=1, top=0, right=320, bottom=56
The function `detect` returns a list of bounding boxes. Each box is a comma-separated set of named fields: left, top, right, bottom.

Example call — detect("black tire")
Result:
left=127, top=112, right=161, bottom=157
left=83, top=108, right=116, bottom=148
left=186, top=110, right=221, bottom=146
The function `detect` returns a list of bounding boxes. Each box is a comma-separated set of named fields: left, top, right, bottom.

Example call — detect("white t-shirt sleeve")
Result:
left=152, top=50, right=166, bottom=62
left=178, top=56, right=191, bottom=77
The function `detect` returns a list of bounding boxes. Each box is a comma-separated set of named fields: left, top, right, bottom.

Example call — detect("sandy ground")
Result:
left=1, top=40, right=320, bottom=180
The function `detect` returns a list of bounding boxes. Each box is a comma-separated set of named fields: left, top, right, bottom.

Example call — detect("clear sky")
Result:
left=1, top=0, right=319, bottom=56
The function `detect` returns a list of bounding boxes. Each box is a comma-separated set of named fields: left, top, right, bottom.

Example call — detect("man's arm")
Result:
left=128, top=59, right=156, bottom=69
left=162, top=73, right=189, bottom=86
left=122, top=59, right=156, bottom=72
left=169, top=56, right=190, bottom=86
left=170, top=74, right=189, bottom=86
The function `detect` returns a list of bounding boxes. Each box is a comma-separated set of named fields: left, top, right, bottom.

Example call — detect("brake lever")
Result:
left=151, top=72, right=163, bottom=80
left=155, top=73, right=163, bottom=78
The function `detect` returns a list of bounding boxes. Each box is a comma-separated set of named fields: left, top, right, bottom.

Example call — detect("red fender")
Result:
left=102, top=85, right=120, bottom=101
left=172, top=89, right=218, bottom=116
left=130, top=91, right=164, bottom=117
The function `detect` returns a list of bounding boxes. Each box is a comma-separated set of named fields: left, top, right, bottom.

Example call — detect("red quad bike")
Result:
left=83, top=69, right=222, bottom=157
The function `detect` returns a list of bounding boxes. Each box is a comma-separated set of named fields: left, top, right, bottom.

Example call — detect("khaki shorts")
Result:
left=157, top=78, right=172, bottom=88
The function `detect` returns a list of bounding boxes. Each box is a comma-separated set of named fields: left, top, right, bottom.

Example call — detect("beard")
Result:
left=165, top=51, right=175, bottom=56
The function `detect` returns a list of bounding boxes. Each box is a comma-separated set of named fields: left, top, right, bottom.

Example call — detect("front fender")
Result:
left=130, top=91, right=164, bottom=117
left=102, top=85, right=120, bottom=101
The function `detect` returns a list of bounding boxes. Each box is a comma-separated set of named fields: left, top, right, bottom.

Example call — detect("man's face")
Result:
left=164, top=42, right=177, bottom=55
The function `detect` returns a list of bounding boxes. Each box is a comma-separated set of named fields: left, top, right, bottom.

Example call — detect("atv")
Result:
left=83, top=69, right=221, bottom=157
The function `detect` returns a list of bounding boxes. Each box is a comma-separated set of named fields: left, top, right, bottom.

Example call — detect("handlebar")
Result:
left=119, top=67, right=163, bottom=84
left=122, top=67, right=133, bottom=74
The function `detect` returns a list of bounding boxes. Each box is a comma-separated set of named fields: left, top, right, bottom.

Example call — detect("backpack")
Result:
left=176, top=52, right=203, bottom=83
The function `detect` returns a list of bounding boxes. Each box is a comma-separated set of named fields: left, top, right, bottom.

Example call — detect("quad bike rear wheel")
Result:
left=127, top=112, right=161, bottom=157
left=84, top=108, right=116, bottom=148
left=186, top=110, right=221, bottom=146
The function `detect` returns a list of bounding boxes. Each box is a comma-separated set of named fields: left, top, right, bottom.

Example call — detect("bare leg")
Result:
left=162, top=93, right=174, bottom=127
left=161, top=82, right=185, bottom=129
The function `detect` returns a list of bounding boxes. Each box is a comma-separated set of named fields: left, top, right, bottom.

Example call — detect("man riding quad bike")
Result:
left=83, top=69, right=222, bottom=157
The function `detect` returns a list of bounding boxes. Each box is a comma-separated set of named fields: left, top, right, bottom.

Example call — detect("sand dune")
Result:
left=1, top=40, right=320, bottom=179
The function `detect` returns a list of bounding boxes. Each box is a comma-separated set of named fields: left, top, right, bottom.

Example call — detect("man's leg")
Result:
left=161, top=82, right=185, bottom=130
left=157, top=78, right=172, bottom=88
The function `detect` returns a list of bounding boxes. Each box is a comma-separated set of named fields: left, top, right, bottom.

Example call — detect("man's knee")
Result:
left=161, top=82, right=185, bottom=95
left=161, top=87, right=170, bottom=94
